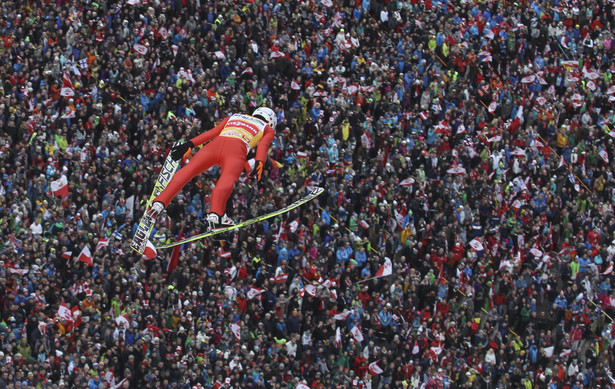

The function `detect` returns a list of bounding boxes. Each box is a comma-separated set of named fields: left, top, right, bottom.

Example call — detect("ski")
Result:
left=130, top=141, right=182, bottom=254
left=156, top=187, right=324, bottom=250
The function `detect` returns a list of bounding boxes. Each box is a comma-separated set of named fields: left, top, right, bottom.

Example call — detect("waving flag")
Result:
left=333, top=311, right=351, bottom=320
left=247, top=287, right=266, bottom=299
left=350, top=325, right=364, bottom=342
left=375, top=257, right=392, bottom=277
left=77, top=246, right=93, bottom=267
left=115, top=313, right=130, bottom=328
left=335, top=327, right=341, bottom=348
left=61, top=72, right=74, bottom=97
left=50, top=175, right=69, bottom=199
left=600, top=149, right=609, bottom=164
left=95, top=238, right=109, bottom=253
left=57, top=302, right=73, bottom=322
left=133, top=43, right=148, bottom=55
left=62, top=251, right=72, bottom=260
left=291, top=80, right=301, bottom=90
left=368, top=361, right=384, bottom=375
left=230, top=322, right=241, bottom=342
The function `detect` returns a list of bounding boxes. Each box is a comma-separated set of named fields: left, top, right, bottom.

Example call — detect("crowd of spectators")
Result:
left=1, top=0, right=615, bottom=388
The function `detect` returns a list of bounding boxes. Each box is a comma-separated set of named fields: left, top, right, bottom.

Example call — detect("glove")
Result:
left=170, top=140, right=194, bottom=161
left=251, top=160, right=264, bottom=181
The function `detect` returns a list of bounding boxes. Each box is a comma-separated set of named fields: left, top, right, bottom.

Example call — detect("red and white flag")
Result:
left=61, top=251, right=72, bottom=260
left=217, top=246, right=231, bottom=258
left=230, top=322, right=241, bottom=342
left=133, top=43, right=148, bottom=55
left=60, top=110, right=75, bottom=119
left=297, top=384, right=310, bottom=389
left=76, top=246, right=93, bottom=267
left=50, top=175, right=69, bottom=199
left=241, top=67, right=253, bottom=75
left=488, top=101, right=498, bottom=113
left=144, top=240, right=157, bottom=260
left=95, top=238, right=109, bottom=252
left=419, top=111, right=428, bottom=121
left=321, top=0, right=333, bottom=7
left=289, top=219, right=300, bottom=233
left=335, top=327, right=341, bottom=348
left=400, top=177, right=415, bottom=186
left=214, top=51, right=226, bottom=59
left=333, top=311, right=350, bottom=320
left=270, top=51, right=285, bottom=58
left=350, top=325, right=364, bottom=342
left=271, top=273, right=288, bottom=283
left=521, top=75, right=536, bottom=84
left=291, top=80, right=301, bottom=90
left=60, top=72, right=74, bottom=97
left=603, top=265, right=613, bottom=275
left=297, top=151, right=308, bottom=159
left=247, top=287, right=266, bottom=299
left=469, top=239, right=484, bottom=251
left=375, top=257, right=392, bottom=278
left=115, top=314, right=130, bottom=328
left=156, top=26, right=168, bottom=40
left=558, top=155, right=566, bottom=168
left=57, top=302, right=73, bottom=322
left=300, top=284, right=317, bottom=298
left=359, top=220, right=370, bottom=229
left=600, top=149, right=609, bottom=164
left=368, top=361, right=384, bottom=375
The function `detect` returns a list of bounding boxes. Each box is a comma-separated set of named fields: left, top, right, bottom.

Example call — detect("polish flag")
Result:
left=469, top=239, right=484, bottom=251
left=270, top=51, right=285, bottom=58
left=247, top=287, right=266, bottom=299
left=368, top=361, right=384, bottom=375
left=50, top=175, right=69, bottom=199
left=273, top=273, right=288, bottom=283
left=350, top=325, right=364, bottom=342
left=359, top=220, right=370, bottom=229
left=599, top=149, right=609, bottom=164
left=76, top=246, right=93, bottom=267
left=95, top=238, right=109, bottom=252
left=488, top=101, right=498, bottom=113
left=217, top=246, right=231, bottom=258
left=291, top=80, right=301, bottom=90
left=144, top=240, right=157, bottom=260
left=60, top=72, right=74, bottom=97
left=375, top=257, right=392, bottom=278
left=400, top=177, right=415, bottom=186
left=305, top=284, right=318, bottom=297
left=61, top=251, right=72, bottom=260
left=332, top=311, right=351, bottom=320
left=57, top=302, right=73, bottom=322
left=157, top=26, right=168, bottom=40
left=297, top=151, right=308, bottom=158
left=115, top=314, right=130, bottom=328
left=289, top=219, right=300, bottom=233
left=335, top=327, right=341, bottom=348
left=133, top=43, right=148, bottom=55
left=230, top=322, right=241, bottom=342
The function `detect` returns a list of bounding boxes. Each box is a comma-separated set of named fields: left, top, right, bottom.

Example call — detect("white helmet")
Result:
left=252, top=107, right=277, bottom=129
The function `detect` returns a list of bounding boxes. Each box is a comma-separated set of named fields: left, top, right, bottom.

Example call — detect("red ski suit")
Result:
left=155, top=113, right=275, bottom=216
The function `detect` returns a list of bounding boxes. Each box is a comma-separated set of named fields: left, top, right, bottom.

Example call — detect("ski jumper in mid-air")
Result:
left=147, top=107, right=276, bottom=230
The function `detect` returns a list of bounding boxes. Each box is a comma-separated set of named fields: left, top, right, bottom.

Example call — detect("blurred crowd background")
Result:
left=1, top=0, right=615, bottom=388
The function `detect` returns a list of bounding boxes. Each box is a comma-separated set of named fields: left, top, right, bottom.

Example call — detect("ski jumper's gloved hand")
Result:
left=170, top=140, right=194, bottom=161
left=250, top=160, right=264, bottom=181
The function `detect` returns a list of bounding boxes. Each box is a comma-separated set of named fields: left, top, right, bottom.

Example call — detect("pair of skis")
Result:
left=130, top=145, right=323, bottom=253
